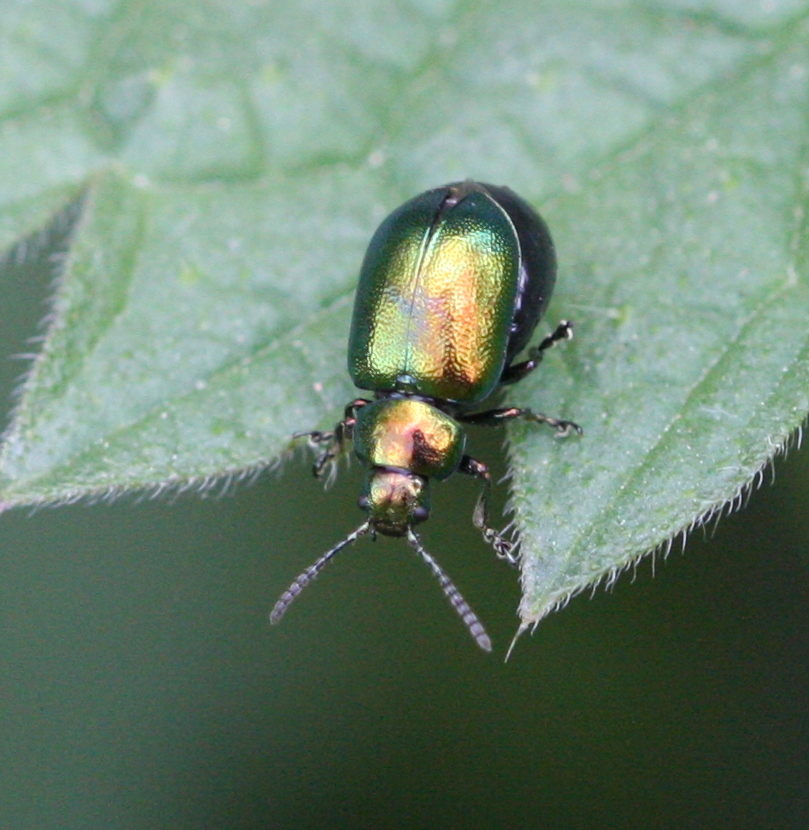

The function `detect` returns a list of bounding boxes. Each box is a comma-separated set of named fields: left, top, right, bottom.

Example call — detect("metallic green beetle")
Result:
left=271, top=180, right=580, bottom=651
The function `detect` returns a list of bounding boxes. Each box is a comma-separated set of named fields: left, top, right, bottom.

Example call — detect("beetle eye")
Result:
left=413, top=505, right=429, bottom=523
left=357, top=494, right=370, bottom=510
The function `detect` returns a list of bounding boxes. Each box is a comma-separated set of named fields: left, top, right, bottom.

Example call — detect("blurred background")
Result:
left=0, top=206, right=807, bottom=830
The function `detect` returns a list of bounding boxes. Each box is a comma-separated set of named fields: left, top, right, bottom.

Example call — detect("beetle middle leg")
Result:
left=294, top=398, right=370, bottom=479
left=459, top=455, right=519, bottom=566
left=501, top=320, right=573, bottom=385
left=459, top=406, right=582, bottom=437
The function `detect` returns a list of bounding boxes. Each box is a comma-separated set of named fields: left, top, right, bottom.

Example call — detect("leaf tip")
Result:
left=504, top=620, right=531, bottom=662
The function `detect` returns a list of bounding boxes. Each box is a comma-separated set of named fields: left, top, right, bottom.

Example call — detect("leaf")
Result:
left=1, top=2, right=808, bottom=637
left=507, top=20, right=809, bottom=632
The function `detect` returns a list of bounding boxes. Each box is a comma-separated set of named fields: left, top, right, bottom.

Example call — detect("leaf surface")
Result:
left=1, top=1, right=808, bottom=633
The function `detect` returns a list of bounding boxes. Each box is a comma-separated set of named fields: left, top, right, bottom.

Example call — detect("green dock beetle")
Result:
left=271, top=180, right=580, bottom=651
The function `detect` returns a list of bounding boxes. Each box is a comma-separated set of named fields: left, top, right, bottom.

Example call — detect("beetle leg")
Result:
left=459, top=406, right=582, bottom=437
left=500, top=320, right=573, bottom=385
left=312, top=419, right=352, bottom=479
left=294, top=398, right=371, bottom=479
left=459, top=455, right=519, bottom=566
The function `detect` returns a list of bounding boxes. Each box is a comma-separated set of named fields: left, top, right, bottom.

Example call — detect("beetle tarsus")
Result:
left=524, top=411, right=583, bottom=437
left=295, top=399, right=371, bottom=479
left=458, top=455, right=519, bottom=566
left=459, top=406, right=581, bottom=436
left=293, top=428, right=332, bottom=447
left=480, top=524, right=519, bottom=565
left=501, top=319, right=574, bottom=385
left=297, top=424, right=351, bottom=479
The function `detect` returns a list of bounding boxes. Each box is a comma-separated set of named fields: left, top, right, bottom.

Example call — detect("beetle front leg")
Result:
left=459, top=406, right=582, bottom=437
left=294, top=398, right=370, bottom=479
left=501, top=320, right=573, bottom=385
left=459, top=455, right=519, bottom=566
left=293, top=422, right=351, bottom=479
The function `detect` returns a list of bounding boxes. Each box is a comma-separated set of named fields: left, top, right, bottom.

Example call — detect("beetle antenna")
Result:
left=270, top=521, right=371, bottom=624
left=406, top=528, right=492, bottom=652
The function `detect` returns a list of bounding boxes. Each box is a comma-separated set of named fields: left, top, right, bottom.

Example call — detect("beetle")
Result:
left=271, top=180, right=580, bottom=651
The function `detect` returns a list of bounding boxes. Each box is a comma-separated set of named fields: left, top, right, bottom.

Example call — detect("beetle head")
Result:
left=358, top=468, right=430, bottom=536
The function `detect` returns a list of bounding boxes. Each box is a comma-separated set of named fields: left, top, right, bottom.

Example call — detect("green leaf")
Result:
left=1, top=2, right=808, bottom=638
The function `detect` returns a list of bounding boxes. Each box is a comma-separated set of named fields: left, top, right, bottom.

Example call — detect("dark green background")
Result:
left=1, top=230, right=807, bottom=830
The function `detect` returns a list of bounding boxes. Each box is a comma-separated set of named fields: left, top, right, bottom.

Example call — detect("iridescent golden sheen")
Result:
left=354, top=398, right=465, bottom=480
left=349, top=184, right=521, bottom=403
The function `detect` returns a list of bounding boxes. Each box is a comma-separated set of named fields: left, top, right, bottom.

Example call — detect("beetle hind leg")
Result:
left=501, top=319, right=573, bottom=385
